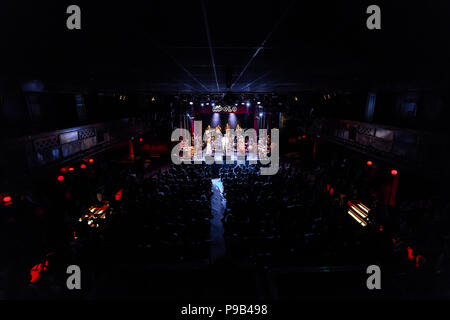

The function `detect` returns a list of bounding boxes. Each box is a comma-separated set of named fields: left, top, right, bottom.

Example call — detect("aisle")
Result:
left=210, top=178, right=226, bottom=262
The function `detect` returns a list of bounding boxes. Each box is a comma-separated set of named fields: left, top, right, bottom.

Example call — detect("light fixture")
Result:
left=347, top=201, right=371, bottom=227
left=391, top=169, right=398, bottom=176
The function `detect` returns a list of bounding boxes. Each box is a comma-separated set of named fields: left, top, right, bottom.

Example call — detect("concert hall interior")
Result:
left=0, top=1, right=450, bottom=300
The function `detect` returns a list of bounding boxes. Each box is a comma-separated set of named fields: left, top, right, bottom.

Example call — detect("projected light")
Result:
left=211, top=113, right=221, bottom=128
left=228, top=113, right=237, bottom=129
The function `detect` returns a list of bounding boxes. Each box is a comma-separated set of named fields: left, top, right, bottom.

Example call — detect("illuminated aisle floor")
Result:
left=210, top=178, right=226, bottom=262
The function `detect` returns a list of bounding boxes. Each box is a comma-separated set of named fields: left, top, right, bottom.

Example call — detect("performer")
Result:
left=205, top=125, right=213, bottom=157
left=223, top=122, right=231, bottom=154
left=236, top=124, right=245, bottom=156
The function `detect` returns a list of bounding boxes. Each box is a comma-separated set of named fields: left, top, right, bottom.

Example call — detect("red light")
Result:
left=302, top=135, right=306, bottom=139
left=80, top=164, right=86, bottom=169
left=57, top=175, right=64, bottom=182
left=407, top=246, right=414, bottom=260
left=68, top=167, right=75, bottom=171
left=3, top=196, right=12, bottom=203
left=379, top=225, right=383, bottom=232
left=115, top=189, right=123, bottom=201
left=391, top=169, right=398, bottom=176
left=367, top=160, right=373, bottom=166
left=139, top=138, right=143, bottom=142
left=89, top=159, right=94, bottom=164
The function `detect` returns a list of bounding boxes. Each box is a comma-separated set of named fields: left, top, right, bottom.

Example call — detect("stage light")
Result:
left=200, top=103, right=204, bottom=107
left=257, top=101, right=261, bottom=105
left=302, top=135, right=306, bottom=139
left=139, top=138, right=143, bottom=142
left=259, top=112, right=263, bottom=117
left=246, top=102, right=251, bottom=107
left=367, top=160, right=373, bottom=166
left=241, top=102, right=245, bottom=105
left=206, top=102, right=210, bottom=106
left=189, top=101, right=193, bottom=105
left=211, top=102, right=215, bottom=107
left=80, top=164, right=86, bottom=169
left=57, top=175, right=64, bottom=182
left=3, top=196, right=12, bottom=203
left=89, top=159, right=94, bottom=164
left=391, top=169, right=398, bottom=176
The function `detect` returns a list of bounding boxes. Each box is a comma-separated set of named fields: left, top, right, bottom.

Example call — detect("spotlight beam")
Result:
left=201, top=0, right=220, bottom=92
left=154, top=43, right=211, bottom=92
left=230, top=1, right=294, bottom=90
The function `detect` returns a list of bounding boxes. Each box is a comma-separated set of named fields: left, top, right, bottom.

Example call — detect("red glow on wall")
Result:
left=115, top=189, right=124, bottom=201
left=80, top=164, right=86, bottom=169
left=379, top=225, right=383, bottom=232
left=329, top=188, right=334, bottom=195
left=391, top=169, right=398, bottom=176
left=416, top=255, right=423, bottom=268
left=30, top=260, right=48, bottom=284
left=57, top=175, right=64, bottom=182
left=367, top=160, right=373, bottom=166
left=407, top=246, right=414, bottom=260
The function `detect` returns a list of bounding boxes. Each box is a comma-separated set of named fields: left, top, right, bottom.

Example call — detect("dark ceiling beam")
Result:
left=201, top=0, right=220, bottom=92
left=167, top=46, right=273, bottom=50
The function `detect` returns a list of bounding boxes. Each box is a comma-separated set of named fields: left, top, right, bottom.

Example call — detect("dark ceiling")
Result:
left=1, top=0, right=449, bottom=93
